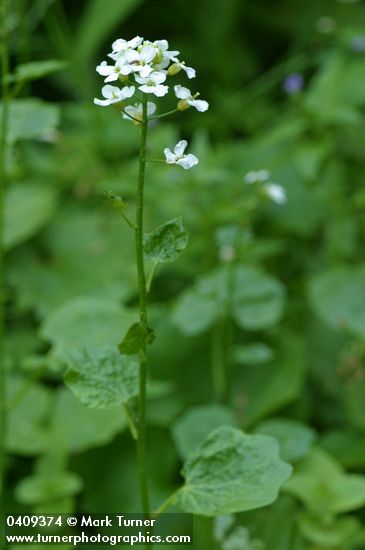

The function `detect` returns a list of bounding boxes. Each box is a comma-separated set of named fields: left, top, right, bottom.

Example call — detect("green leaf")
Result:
left=51, top=388, right=127, bottom=453
left=232, top=266, right=285, bottom=330
left=298, top=513, right=362, bottom=547
left=40, top=296, right=135, bottom=352
left=6, top=378, right=51, bottom=456
left=232, top=342, right=274, bottom=366
left=118, top=322, right=155, bottom=355
left=255, top=418, right=316, bottom=463
left=3, top=183, right=57, bottom=250
left=320, top=429, right=365, bottom=469
left=172, top=404, right=238, bottom=460
left=8, top=207, right=136, bottom=317
left=15, top=471, right=83, bottom=505
left=172, top=265, right=284, bottom=336
left=64, top=347, right=139, bottom=409
left=0, top=99, right=60, bottom=144
left=7, top=60, right=67, bottom=83
left=283, top=448, right=365, bottom=516
left=240, top=337, right=306, bottom=427
left=308, top=265, right=365, bottom=337
left=144, top=217, right=189, bottom=264
left=176, top=427, right=292, bottom=516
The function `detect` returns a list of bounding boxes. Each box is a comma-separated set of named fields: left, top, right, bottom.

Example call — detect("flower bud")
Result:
left=177, top=99, right=191, bottom=111
left=168, top=63, right=182, bottom=76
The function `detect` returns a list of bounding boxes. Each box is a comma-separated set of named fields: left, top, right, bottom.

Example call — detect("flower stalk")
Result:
left=135, top=94, right=151, bottom=517
left=94, top=35, right=208, bottom=525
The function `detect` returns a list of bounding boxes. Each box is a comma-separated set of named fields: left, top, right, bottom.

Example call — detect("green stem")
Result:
left=211, top=317, right=227, bottom=402
left=146, top=261, right=158, bottom=294
left=0, top=0, right=10, bottom=535
left=153, top=490, right=178, bottom=516
left=149, top=108, right=179, bottom=120
left=120, top=211, right=136, bottom=230
left=122, top=404, right=138, bottom=441
left=135, top=93, right=151, bottom=519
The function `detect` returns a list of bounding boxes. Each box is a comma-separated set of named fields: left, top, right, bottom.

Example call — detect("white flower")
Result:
left=122, top=101, right=156, bottom=123
left=244, top=170, right=270, bottom=184
left=174, top=85, right=208, bottom=111
left=169, top=59, right=196, bottom=78
left=96, top=59, right=133, bottom=82
left=110, top=36, right=143, bottom=56
left=264, top=183, right=287, bottom=204
left=164, top=140, right=199, bottom=169
left=94, top=84, right=135, bottom=106
left=136, top=71, right=168, bottom=97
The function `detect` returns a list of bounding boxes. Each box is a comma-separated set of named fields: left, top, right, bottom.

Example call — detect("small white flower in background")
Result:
left=122, top=102, right=156, bottom=124
left=244, top=169, right=287, bottom=205
left=244, top=170, right=270, bottom=184
left=264, top=183, right=287, bottom=204
left=135, top=71, right=168, bottom=97
left=164, top=140, right=199, bottom=169
left=94, top=84, right=135, bottom=106
left=174, top=85, right=209, bottom=112
left=218, top=245, right=236, bottom=263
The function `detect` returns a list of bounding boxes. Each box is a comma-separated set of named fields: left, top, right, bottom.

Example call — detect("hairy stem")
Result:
left=0, top=0, right=10, bottom=531
left=135, top=94, right=151, bottom=519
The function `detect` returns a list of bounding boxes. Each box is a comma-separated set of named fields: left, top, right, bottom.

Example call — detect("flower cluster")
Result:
left=244, top=170, right=287, bottom=204
left=94, top=36, right=208, bottom=107
left=94, top=36, right=208, bottom=169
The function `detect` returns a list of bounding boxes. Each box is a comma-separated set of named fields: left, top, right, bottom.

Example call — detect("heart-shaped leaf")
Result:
left=175, top=426, right=292, bottom=516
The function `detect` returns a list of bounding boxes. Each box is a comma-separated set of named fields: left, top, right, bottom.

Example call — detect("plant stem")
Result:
left=135, top=93, right=151, bottom=519
left=122, top=404, right=138, bottom=441
left=146, top=261, right=158, bottom=294
left=0, top=0, right=10, bottom=534
left=150, top=108, right=179, bottom=120
left=153, top=490, right=178, bottom=516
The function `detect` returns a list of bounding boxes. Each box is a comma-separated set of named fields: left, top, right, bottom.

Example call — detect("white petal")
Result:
left=94, top=98, right=112, bottom=106
left=174, top=85, right=190, bottom=99
left=152, top=84, right=169, bottom=97
left=265, top=183, right=287, bottom=204
left=155, top=39, right=169, bottom=51
left=164, top=148, right=176, bottom=163
left=126, top=49, right=140, bottom=63
left=135, top=74, right=147, bottom=84
left=176, top=154, right=199, bottom=169
left=128, top=35, right=143, bottom=49
left=189, top=99, right=209, bottom=112
left=112, top=38, right=127, bottom=52
left=120, top=85, right=135, bottom=99
left=151, top=71, right=167, bottom=84
left=181, top=65, right=196, bottom=79
left=138, top=64, right=153, bottom=78
left=101, top=84, right=119, bottom=99
left=119, top=64, right=133, bottom=76
left=140, top=44, right=156, bottom=63
left=174, top=140, right=188, bottom=156
left=147, top=102, right=157, bottom=115
left=96, top=61, right=112, bottom=76
left=104, top=73, right=119, bottom=83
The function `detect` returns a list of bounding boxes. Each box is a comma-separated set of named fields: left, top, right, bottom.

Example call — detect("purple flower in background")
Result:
left=282, top=73, right=304, bottom=95
left=351, top=35, right=365, bottom=53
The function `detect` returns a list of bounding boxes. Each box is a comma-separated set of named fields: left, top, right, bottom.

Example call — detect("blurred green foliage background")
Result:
left=3, top=0, right=365, bottom=548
